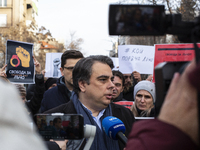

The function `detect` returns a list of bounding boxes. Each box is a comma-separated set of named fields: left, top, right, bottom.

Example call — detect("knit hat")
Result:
left=134, top=80, right=156, bottom=102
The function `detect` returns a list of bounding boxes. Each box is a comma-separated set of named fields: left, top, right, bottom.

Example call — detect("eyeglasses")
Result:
left=64, top=66, right=74, bottom=71
left=124, top=75, right=132, bottom=79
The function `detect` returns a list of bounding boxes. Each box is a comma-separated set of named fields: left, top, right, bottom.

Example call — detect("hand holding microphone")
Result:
left=102, top=116, right=127, bottom=145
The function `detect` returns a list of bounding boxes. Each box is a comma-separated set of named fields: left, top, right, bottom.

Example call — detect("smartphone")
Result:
left=109, top=4, right=165, bottom=36
left=34, top=113, right=84, bottom=140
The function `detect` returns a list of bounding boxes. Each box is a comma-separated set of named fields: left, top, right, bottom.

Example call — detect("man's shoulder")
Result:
left=43, top=100, right=76, bottom=114
left=111, top=102, right=135, bottom=121
left=44, top=86, right=59, bottom=94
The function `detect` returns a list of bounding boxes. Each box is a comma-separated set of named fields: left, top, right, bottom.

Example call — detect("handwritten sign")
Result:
left=118, top=45, right=155, bottom=74
left=45, top=53, right=62, bottom=78
left=110, top=57, right=119, bottom=70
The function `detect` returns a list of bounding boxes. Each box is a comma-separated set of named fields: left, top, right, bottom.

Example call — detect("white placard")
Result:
left=45, top=53, right=62, bottom=78
left=110, top=57, right=119, bottom=70
left=118, top=45, right=155, bottom=74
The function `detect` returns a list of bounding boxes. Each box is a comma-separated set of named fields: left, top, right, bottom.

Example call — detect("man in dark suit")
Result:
left=45, top=55, right=135, bottom=150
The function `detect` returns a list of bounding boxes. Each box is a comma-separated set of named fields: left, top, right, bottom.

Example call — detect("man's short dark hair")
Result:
left=61, top=50, right=84, bottom=68
left=73, top=55, right=114, bottom=96
left=112, top=70, right=125, bottom=86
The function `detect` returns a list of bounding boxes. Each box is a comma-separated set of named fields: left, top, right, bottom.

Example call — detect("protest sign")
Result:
left=118, top=45, right=155, bottom=74
left=154, top=43, right=197, bottom=67
left=45, top=53, right=62, bottom=78
left=6, top=40, right=34, bottom=84
left=110, top=57, right=119, bottom=70
left=153, top=43, right=198, bottom=82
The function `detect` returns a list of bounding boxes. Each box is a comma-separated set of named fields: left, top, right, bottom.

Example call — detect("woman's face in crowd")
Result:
left=135, top=90, right=153, bottom=111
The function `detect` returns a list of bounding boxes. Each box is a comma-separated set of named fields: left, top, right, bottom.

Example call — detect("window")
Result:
left=0, top=14, right=7, bottom=27
left=0, top=0, right=7, bottom=7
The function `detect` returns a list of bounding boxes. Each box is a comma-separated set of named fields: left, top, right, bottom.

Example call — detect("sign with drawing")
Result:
left=118, top=45, right=155, bottom=74
left=45, top=53, right=62, bottom=78
left=6, top=40, right=35, bottom=83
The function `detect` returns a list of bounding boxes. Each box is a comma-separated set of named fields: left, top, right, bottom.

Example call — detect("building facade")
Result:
left=0, top=0, right=38, bottom=32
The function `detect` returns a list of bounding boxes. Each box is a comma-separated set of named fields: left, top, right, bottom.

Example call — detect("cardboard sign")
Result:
left=118, top=45, right=155, bottom=74
left=153, top=43, right=198, bottom=82
left=6, top=40, right=35, bottom=84
left=45, top=53, right=62, bottom=78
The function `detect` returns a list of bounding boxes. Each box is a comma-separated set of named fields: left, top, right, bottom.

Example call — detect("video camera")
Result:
left=108, top=4, right=200, bottom=116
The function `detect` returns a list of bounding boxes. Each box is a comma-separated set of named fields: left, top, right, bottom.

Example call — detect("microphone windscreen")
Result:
left=102, top=116, right=125, bottom=140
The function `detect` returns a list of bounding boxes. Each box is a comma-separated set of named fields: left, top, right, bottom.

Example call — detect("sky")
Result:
left=37, top=0, right=119, bottom=56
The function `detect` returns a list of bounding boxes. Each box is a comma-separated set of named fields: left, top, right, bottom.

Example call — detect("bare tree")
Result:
left=65, top=31, right=84, bottom=51
left=0, top=22, right=37, bottom=67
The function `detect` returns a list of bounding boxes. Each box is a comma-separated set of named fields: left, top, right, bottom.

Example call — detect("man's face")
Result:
left=60, top=58, right=81, bottom=90
left=80, top=62, right=114, bottom=111
left=123, top=74, right=133, bottom=90
left=112, top=76, right=124, bottom=100
left=135, top=90, right=153, bottom=111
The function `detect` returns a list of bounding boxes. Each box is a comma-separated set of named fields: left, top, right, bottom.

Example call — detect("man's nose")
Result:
left=109, top=80, right=115, bottom=90
left=127, top=77, right=131, bottom=82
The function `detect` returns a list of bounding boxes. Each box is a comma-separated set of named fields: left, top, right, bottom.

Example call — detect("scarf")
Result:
left=71, top=92, right=120, bottom=150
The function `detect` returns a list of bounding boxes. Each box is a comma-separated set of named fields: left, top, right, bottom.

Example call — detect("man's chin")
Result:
left=125, top=83, right=132, bottom=87
left=112, top=96, right=117, bottom=100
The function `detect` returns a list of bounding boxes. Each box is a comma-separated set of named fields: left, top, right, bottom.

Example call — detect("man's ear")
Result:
left=60, top=67, right=64, bottom=76
left=78, top=80, right=86, bottom=93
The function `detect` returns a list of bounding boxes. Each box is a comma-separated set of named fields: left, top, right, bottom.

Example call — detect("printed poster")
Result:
left=45, top=53, right=62, bottom=78
left=153, top=43, right=198, bottom=82
left=6, top=40, right=35, bottom=84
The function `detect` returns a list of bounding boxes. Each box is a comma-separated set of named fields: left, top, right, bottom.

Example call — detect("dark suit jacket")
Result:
left=44, top=100, right=135, bottom=150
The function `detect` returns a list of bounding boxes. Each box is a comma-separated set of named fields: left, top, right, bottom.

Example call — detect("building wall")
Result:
left=0, top=0, right=38, bottom=30
left=0, top=0, right=26, bottom=27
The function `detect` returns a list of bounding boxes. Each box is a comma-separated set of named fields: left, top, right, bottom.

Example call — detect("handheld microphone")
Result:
left=102, top=116, right=127, bottom=145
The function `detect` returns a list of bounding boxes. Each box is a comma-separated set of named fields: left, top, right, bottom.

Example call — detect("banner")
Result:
left=45, top=53, right=62, bottom=78
left=118, top=45, right=155, bottom=74
left=6, top=40, right=34, bottom=84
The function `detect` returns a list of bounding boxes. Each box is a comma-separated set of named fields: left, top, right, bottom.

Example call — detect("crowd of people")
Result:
left=0, top=49, right=199, bottom=150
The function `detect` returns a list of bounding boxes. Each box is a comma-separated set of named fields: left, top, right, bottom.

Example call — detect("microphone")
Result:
left=102, top=116, right=127, bottom=145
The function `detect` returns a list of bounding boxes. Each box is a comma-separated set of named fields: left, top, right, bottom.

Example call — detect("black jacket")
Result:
left=26, top=74, right=45, bottom=117
left=44, top=100, right=135, bottom=150
left=40, top=76, right=71, bottom=112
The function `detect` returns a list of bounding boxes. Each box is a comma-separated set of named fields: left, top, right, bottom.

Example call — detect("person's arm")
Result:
left=0, top=64, right=7, bottom=78
left=26, top=56, right=45, bottom=116
left=158, top=60, right=198, bottom=145
left=145, top=74, right=153, bottom=82
left=132, top=71, right=142, bottom=82
left=26, top=74, right=45, bottom=116
left=126, top=60, right=199, bottom=149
